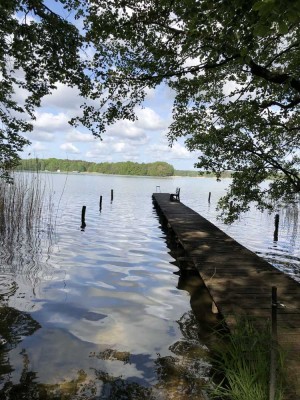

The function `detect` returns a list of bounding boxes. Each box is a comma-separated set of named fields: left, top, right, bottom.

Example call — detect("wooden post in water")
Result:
left=99, top=196, right=102, bottom=211
left=81, top=205, right=86, bottom=230
left=111, top=189, right=114, bottom=202
left=274, top=214, right=279, bottom=241
left=269, top=286, right=278, bottom=400
left=208, top=192, right=211, bottom=203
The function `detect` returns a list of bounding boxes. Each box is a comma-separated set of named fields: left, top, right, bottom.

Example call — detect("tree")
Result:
left=79, top=0, right=300, bottom=222
left=0, top=0, right=89, bottom=181
left=2, top=1, right=300, bottom=221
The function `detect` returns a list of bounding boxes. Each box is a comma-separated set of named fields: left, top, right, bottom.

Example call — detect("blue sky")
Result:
left=17, top=1, right=199, bottom=170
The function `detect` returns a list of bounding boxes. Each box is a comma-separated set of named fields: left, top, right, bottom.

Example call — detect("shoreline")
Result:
left=15, top=170, right=217, bottom=179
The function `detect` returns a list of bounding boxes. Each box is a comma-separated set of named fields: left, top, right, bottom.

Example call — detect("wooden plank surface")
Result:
left=153, top=193, right=300, bottom=399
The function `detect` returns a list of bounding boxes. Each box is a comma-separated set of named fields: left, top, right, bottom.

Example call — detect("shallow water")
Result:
left=0, top=173, right=299, bottom=399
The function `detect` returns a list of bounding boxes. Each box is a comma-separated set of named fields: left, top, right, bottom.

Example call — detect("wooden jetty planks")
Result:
left=153, top=193, right=300, bottom=398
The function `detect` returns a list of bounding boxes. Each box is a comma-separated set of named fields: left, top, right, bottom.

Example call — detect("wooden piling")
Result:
left=99, top=195, right=102, bottom=211
left=111, top=189, right=114, bottom=202
left=208, top=192, right=211, bottom=203
left=274, top=214, right=279, bottom=241
left=269, top=286, right=278, bottom=400
left=81, top=205, right=86, bottom=230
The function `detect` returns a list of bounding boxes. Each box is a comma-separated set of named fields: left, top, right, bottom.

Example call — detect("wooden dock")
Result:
left=153, top=193, right=300, bottom=398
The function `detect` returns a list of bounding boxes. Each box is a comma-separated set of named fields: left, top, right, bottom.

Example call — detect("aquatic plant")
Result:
left=0, top=171, right=56, bottom=285
left=0, top=171, right=55, bottom=235
left=209, top=317, right=286, bottom=400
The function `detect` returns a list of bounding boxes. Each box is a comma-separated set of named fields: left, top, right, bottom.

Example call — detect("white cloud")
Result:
left=150, top=142, right=194, bottom=160
left=85, top=140, right=139, bottom=159
left=223, top=80, right=243, bottom=96
left=85, top=141, right=110, bottom=158
left=135, top=107, right=166, bottom=130
left=41, top=83, right=83, bottom=111
left=60, top=143, right=80, bottom=154
left=144, top=87, right=156, bottom=100
left=170, top=142, right=194, bottom=159
left=26, top=131, right=55, bottom=142
left=106, top=120, right=147, bottom=141
left=104, top=107, right=166, bottom=143
left=112, top=142, right=138, bottom=154
left=66, top=130, right=95, bottom=142
left=32, top=112, right=70, bottom=133
left=182, top=56, right=201, bottom=68
left=31, top=142, right=47, bottom=152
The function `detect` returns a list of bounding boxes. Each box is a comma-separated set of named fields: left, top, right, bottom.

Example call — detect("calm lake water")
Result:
left=0, top=173, right=299, bottom=399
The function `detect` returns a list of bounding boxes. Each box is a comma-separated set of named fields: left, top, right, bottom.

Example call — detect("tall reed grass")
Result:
left=0, top=171, right=56, bottom=285
left=0, top=172, right=54, bottom=237
left=209, top=317, right=285, bottom=400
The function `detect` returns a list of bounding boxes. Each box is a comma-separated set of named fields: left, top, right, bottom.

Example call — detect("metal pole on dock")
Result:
left=269, top=286, right=278, bottom=400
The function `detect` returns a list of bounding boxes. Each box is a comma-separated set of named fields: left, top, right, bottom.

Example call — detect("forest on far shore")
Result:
left=17, top=158, right=233, bottom=178
left=17, top=158, right=176, bottom=177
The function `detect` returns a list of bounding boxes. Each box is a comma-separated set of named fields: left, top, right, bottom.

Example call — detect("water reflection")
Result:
left=0, top=306, right=41, bottom=387
left=0, top=308, right=210, bottom=400
left=0, top=220, right=215, bottom=399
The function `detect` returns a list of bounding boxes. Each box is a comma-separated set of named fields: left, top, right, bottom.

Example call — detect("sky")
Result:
left=18, top=1, right=200, bottom=170
left=22, top=83, right=199, bottom=170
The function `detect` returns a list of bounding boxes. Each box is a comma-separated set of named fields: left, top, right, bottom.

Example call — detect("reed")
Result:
left=0, top=171, right=56, bottom=293
left=0, top=171, right=56, bottom=277
left=209, top=317, right=286, bottom=400
left=0, top=172, right=49, bottom=236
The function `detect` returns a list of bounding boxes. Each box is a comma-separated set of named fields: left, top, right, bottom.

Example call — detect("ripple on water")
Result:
left=1, top=174, right=299, bottom=398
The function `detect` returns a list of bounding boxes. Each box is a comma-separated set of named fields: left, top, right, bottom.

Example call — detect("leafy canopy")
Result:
left=0, top=0, right=89, bottom=181
left=1, top=0, right=300, bottom=221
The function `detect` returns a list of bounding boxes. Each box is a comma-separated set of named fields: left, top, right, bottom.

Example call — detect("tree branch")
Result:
left=259, top=97, right=300, bottom=109
left=249, top=60, right=300, bottom=93
left=246, top=146, right=300, bottom=190
left=265, top=41, right=300, bottom=68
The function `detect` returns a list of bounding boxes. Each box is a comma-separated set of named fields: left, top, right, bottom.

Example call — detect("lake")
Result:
left=0, top=173, right=299, bottom=399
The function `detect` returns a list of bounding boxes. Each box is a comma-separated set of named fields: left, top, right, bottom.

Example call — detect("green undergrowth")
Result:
left=209, top=316, right=286, bottom=400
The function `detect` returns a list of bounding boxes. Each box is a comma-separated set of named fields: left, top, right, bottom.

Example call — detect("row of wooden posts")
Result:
left=81, top=190, right=114, bottom=230
left=81, top=190, right=280, bottom=238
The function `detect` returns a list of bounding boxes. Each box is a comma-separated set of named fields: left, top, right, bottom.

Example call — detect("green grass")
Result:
left=209, top=317, right=285, bottom=400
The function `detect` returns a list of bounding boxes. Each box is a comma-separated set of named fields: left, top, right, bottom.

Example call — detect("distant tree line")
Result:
left=174, top=170, right=232, bottom=178
left=17, top=158, right=175, bottom=177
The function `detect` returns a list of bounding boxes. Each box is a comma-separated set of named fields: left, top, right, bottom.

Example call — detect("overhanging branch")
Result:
left=249, top=60, right=300, bottom=93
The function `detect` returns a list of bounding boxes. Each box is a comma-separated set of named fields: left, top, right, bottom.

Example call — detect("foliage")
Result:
left=77, top=0, right=300, bottom=222
left=0, top=0, right=88, bottom=180
left=17, top=158, right=175, bottom=176
left=210, top=317, right=285, bottom=400
left=2, top=1, right=300, bottom=220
